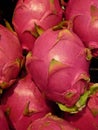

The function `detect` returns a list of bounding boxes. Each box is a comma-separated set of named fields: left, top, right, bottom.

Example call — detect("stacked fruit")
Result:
left=0, top=0, right=98, bottom=130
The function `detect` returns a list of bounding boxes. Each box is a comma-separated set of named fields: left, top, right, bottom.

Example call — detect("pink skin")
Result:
left=15, top=112, right=49, bottom=130
left=26, top=28, right=90, bottom=107
left=1, top=74, right=51, bottom=129
left=0, top=25, right=23, bottom=89
left=12, top=0, right=63, bottom=51
left=0, top=106, right=9, bottom=130
left=27, top=113, right=77, bottom=130
left=65, top=0, right=98, bottom=57
left=64, top=92, right=98, bottom=130
left=65, top=0, right=98, bottom=19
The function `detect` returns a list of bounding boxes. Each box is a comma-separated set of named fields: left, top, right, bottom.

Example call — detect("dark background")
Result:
left=0, top=0, right=98, bottom=82
left=0, top=0, right=17, bottom=25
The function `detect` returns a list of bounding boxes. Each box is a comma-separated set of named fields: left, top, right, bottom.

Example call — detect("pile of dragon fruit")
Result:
left=0, top=0, right=98, bottom=129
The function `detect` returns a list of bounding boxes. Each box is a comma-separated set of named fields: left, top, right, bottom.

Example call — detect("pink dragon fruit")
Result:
left=26, top=113, right=78, bottom=130
left=1, top=74, right=51, bottom=129
left=0, top=24, right=23, bottom=90
left=64, top=83, right=98, bottom=130
left=0, top=106, right=9, bottom=130
left=26, top=26, right=92, bottom=113
left=65, top=0, right=98, bottom=57
left=12, top=0, right=63, bottom=51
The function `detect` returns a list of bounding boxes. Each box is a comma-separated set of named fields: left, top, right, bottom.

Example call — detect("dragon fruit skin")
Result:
left=26, top=113, right=78, bottom=130
left=0, top=106, right=9, bottom=130
left=1, top=74, right=51, bottom=129
left=0, top=24, right=23, bottom=89
left=26, top=27, right=91, bottom=109
left=64, top=88, right=98, bottom=130
left=65, top=0, right=98, bottom=19
left=12, top=0, right=63, bottom=51
left=65, top=0, right=98, bottom=57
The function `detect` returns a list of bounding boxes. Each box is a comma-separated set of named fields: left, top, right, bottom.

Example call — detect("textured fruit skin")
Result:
left=1, top=74, right=51, bottom=129
left=0, top=106, right=9, bottom=130
left=27, top=113, right=77, bottom=130
left=12, top=0, right=63, bottom=51
left=64, top=91, right=98, bottom=130
left=0, top=24, right=23, bottom=89
left=26, top=28, right=90, bottom=107
left=65, top=0, right=98, bottom=57
left=65, top=0, right=98, bottom=19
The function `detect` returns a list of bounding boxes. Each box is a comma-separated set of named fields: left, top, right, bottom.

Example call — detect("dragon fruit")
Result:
left=26, top=113, right=78, bottom=130
left=64, top=83, right=98, bottom=130
left=0, top=106, right=9, bottom=130
left=0, top=24, right=23, bottom=90
left=1, top=74, right=51, bottom=129
left=12, top=0, right=63, bottom=51
left=65, top=0, right=98, bottom=57
left=26, top=26, right=92, bottom=113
